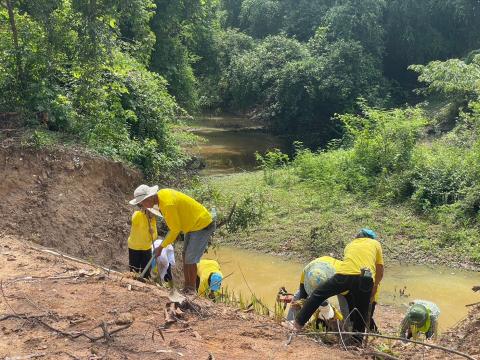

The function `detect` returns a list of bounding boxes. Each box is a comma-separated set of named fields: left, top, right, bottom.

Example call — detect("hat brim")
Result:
left=129, top=185, right=159, bottom=205
left=147, top=207, right=163, bottom=218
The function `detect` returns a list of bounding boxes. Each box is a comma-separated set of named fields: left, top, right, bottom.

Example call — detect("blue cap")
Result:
left=361, top=228, right=378, bottom=239
left=209, top=273, right=223, bottom=292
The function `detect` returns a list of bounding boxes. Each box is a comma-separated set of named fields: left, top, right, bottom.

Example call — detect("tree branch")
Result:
left=301, top=331, right=476, bottom=360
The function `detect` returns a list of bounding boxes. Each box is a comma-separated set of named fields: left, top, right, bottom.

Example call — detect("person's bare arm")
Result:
left=372, top=264, right=384, bottom=300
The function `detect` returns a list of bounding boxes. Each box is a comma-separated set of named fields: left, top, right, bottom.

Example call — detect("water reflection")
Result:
left=187, top=116, right=288, bottom=175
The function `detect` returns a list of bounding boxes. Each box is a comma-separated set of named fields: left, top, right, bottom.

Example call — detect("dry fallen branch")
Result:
left=5, top=353, right=46, bottom=360
left=302, top=331, right=476, bottom=360
left=363, top=351, right=399, bottom=360
left=465, top=301, right=480, bottom=307
left=0, top=312, right=132, bottom=342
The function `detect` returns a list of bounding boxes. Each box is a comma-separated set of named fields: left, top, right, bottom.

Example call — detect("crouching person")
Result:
left=287, top=229, right=384, bottom=344
left=286, top=256, right=347, bottom=324
left=196, top=259, right=223, bottom=299
left=400, top=300, right=440, bottom=340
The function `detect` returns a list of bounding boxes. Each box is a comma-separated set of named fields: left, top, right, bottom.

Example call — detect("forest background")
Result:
left=2, top=0, right=480, bottom=263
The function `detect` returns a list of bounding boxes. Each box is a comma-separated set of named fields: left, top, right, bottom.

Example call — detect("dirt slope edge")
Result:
left=0, top=145, right=141, bottom=270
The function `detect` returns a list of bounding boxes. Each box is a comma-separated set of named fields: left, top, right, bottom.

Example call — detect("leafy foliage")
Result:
left=0, top=0, right=187, bottom=180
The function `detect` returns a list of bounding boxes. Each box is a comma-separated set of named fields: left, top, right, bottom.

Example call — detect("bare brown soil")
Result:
left=0, top=145, right=141, bottom=270
left=0, top=235, right=354, bottom=360
left=439, top=303, right=480, bottom=358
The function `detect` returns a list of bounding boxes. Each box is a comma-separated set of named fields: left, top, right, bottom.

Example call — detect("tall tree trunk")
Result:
left=5, top=0, right=23, bottom=85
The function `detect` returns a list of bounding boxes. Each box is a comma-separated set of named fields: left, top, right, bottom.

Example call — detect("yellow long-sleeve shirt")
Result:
left=128, top=211, right=158, bottom=250
left=197, top=259, right=222, bottom=296
left=157, top=189, right=212, bottom=248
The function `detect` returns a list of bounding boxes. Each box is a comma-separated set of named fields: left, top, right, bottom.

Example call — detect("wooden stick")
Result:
left=363, top=351, right=399, bottom=360
left=465, top=301, right=480, bottom=307
left=303, top=331, right=476, bottom=360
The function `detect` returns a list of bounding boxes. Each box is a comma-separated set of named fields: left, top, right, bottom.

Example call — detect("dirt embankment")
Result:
left=1, top=144, right=479, bottom=359
left=0, top=145, right=141, bottom=270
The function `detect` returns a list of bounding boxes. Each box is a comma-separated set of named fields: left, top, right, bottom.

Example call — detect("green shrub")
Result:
left=21, top=129, right=56, bottom=149
left=255, top=149, right=289, bottom=185
left=339, top=106, right=427, bottom=181
left=226, top=192, right=265, bottom=233
left=410, top=144, right=469, bottom=212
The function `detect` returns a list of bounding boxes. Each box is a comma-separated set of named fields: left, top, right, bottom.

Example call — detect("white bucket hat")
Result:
left=147, top=205, right=163, bottom=218
left=129, top=184, right=159, bottom=205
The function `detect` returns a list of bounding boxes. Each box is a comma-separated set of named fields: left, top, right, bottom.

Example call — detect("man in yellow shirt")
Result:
left=130, top=185, right=214, bottom=293
left=196, top=259, right=223, bottom=298
left=127, top=209, right=158, bottom=278
left=293, top=229, right=384, bottom=340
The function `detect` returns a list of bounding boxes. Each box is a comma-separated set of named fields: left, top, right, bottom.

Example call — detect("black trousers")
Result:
left=345, top=293, right=378, bottom=332
left=296, top=274, right=373, bottom=334
left=128, top=249, right=151, bottom=278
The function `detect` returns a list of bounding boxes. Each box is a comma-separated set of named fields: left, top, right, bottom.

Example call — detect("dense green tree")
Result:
left=384, top=0, right=480, bottom=92
left=238, top=0, right=282, bottom=38
left=281, top=0, right=333, bottom=41
left=0, top=0, right=187, bottom=178
left=149, top=0, right=220, bottom=110
left=322, top=0, right=385, bottom=58
left=219, top=0, right=242, bottom=28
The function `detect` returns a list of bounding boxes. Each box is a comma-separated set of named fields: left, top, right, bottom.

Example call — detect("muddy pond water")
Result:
left=202, top=246, right=480, bottom=331
left=188, top=116, right=288, bottom=175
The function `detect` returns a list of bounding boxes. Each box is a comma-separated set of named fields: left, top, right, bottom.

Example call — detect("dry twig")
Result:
left=0, top=312, right=132, bottom=342
left=303, top=331, right=476, bottom=360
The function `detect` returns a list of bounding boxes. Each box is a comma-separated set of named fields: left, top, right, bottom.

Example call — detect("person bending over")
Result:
left=196, top=259, right=223, bottom=299
left=399, top=300, right=440, bottom=340
left=289, top=228, right=384, bottom=342
left=130, top=185, right=214, bottom=293
left=286, top=256, right=348, bottom=322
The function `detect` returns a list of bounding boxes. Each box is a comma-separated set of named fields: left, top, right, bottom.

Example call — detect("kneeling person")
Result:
left=196, top=259, right=223, bottom=299
left=400, top=300, right=440, bottom=340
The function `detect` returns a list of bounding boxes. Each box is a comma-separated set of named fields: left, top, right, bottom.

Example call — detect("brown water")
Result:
left=188, top=116, right=287, bottom=175
left=202, top=246, right=480, bottom=331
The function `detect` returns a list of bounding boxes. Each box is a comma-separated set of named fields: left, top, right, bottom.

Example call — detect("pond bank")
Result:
left=203, top=246, right=480, bottom=332
left=201, top=171, right=480, bottom=272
